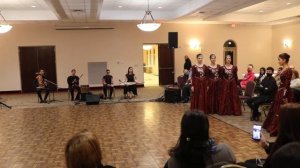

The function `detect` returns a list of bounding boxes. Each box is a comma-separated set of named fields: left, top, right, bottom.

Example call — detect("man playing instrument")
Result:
left=67, top=69, right=81, bottom=101
left=102, top=69, right=114, bottom=99
left=35, top=69, right=50, bottom=103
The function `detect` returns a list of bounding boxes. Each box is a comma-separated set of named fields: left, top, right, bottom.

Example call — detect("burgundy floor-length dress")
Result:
left=263, top=68, right=293, bottom=136
left=190, top=64, right=208, bottom=113
left=206, top=65, right=222, bottom=114
left=218, top=65, right=241, bottom=116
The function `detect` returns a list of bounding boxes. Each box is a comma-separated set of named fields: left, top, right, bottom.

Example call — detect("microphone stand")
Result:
left=0, top=101, right=11, bottom=109
left=44, top=79, right=63, bottom=103
left=0, top=97, right=11, bottom=109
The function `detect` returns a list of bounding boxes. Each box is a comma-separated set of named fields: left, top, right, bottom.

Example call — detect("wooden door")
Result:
left=158, top=44, right=174, bottom=85
left=19, top=46, right=57, bottom=92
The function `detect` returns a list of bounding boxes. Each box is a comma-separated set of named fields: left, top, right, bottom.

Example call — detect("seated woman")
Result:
left=65, top=129, right=115, bottom=168
left=165, top=110, right=236, bottom=168
left=123, top=67, right=137, bottom=98
left=241, top=103, right=300, bottom=168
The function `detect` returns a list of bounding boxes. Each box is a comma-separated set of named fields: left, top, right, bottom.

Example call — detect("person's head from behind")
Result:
left=65, top=129, right=103, bottom=168
left=259, top=67, right=266, bottom=75
left=184, top=55, right=189, bottom=60
left=271, top=103, right=300, bottom=156
left=169, top=110, right=210, bottom=167
left=271, top=142, right=300, bottom=168
left=266, top=67, right=274, bottom=77
left=127, top=67, right=133, bottom=74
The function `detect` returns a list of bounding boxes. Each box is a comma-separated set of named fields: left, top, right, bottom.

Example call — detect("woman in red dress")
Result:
left=190, top=54, right=208, bottom=113
left=263, top=53, right=293, bottom=136
left=206, top=54, right=221, bottom=114
left=218, top=55, right=241, bottom=115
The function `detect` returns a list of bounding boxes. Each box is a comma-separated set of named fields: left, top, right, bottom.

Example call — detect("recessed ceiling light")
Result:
left=259, top=10, right=264, bottom=13
left=158, top=6, right=163, bottom=9
left=31, top=5, right=37, bottom=8
left=118, top=5, right=123, bottom=8
left=286, top=2, right=291, bottom=5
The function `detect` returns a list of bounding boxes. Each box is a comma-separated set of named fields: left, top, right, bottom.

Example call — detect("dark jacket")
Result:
left=257, top=75, right=277, bottom=101
left=184, top=58, right=192, bottom=70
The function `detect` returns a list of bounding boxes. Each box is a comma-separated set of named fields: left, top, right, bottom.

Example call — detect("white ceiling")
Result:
left=0, top=0, right=300, bottom=24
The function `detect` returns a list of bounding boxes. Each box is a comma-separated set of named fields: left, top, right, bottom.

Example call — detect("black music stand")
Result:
left=45, top=80, right=63, bottom=103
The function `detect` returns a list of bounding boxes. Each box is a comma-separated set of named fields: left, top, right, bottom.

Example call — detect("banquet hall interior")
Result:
left=0, top=0, right=300, bottom=167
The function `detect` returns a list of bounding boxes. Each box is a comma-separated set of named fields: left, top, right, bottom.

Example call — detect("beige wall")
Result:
left=0, top=22, right=273, bottom=91
left=272, top=22, right=300, bottom=71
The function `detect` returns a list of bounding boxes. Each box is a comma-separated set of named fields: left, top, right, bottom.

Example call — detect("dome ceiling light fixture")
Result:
left=137, top=0, right=161, bottom=32
left=0, top=10, right=12, bottom=34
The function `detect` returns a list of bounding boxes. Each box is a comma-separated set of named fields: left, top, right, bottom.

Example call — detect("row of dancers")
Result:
left=185, top=53, right=294, bottom=136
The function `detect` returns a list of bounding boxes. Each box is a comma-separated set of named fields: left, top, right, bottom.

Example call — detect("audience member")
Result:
left=274, top=66, right=283, bottom=87
left=254, top=67, right=266, bottom=92
left=240, top=64, right=255, bottom=89
left=181, top=70, right=191, bottom=103
left=65, top=129, right=115, bottom=168
left=270, top=142, right=300, bottom=168
left=241, top=103, right=300, bottom=168
left=184, top=55, right=192, bottom=71
left=246, top=67, right=277, bottom=121
left=290, top=65, right=299, bottom=80
left=165, top=110, right=236, bottom=168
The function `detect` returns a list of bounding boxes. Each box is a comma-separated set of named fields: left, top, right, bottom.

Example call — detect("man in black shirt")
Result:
left=102, top=69, right=114, bottom=99
left=184, top=55, right=192, bottom=71
left=67, top=69, right=81, bottom=101
left=246, top=67, right=277, bottom=121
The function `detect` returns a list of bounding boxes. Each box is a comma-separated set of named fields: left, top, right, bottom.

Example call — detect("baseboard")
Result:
left=0, top=90, right=22, bottom=94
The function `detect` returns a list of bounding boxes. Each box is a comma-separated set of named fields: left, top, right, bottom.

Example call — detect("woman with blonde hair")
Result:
left=65, top=129, right=115, bottom=168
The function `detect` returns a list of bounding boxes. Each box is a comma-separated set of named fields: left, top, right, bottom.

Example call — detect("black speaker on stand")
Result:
left=168, top=32, right=178, bottom=48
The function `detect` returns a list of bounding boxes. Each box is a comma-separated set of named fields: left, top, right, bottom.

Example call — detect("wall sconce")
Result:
left=189, top=39, right=201, bottom=50
left=283, top=39, right=292, bottom=48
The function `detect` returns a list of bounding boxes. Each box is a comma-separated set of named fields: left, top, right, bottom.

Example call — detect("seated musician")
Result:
left=67, top=69, right=81, bottom=101
left=102, top=69, right=114, bottom=99
left=123, top=67, right=137, bottom=99
left=34, top=69, right=50, bottom=103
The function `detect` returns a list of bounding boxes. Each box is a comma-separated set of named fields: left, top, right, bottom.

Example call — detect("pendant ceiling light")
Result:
left=137, top=0, right=161, bottom=32
left=0, top=11, right=12, bottom=34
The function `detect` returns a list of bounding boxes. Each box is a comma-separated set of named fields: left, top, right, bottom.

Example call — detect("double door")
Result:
left=19, top=46, right=57, bottom=92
